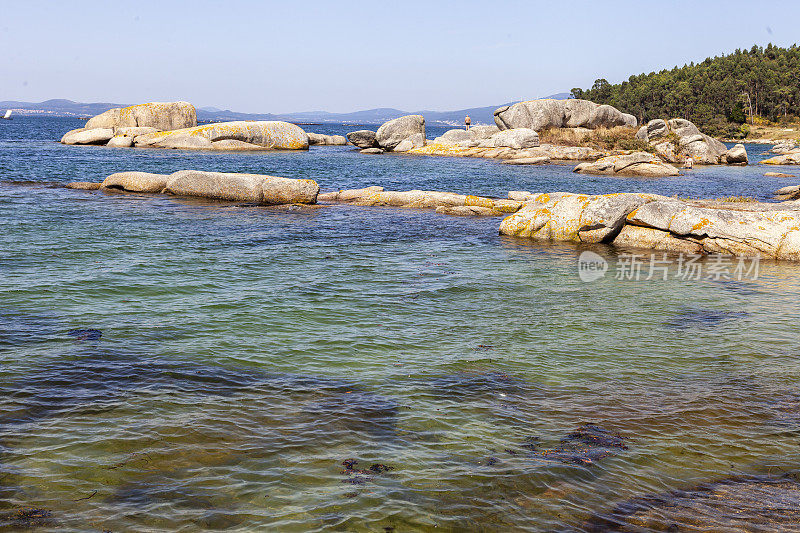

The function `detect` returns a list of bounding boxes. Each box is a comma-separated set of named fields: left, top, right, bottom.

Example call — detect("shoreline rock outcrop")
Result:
left=774, top=185, right=800, bottom=200
left=573, top=152, right=679, bottom=177
left=494, top=99, right=637, bottom=131
left=499, top=191, right=800, bottom=260
left=762, top=151, right=800, bottom=165
left=65, top=174, right=800, bottom=261
left=635, top=118, right=737, bottom=165
left=408, top=142, right=604, bottom=161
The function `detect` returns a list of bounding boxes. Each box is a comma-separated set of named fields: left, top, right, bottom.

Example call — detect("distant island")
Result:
left=0, top=93, right=572, bottom=127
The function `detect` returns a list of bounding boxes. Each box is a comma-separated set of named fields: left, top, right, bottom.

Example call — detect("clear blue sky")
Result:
left=1, top=0, right=798, bottom=113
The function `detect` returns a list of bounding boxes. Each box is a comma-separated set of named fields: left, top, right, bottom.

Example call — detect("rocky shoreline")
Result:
left=55, top=98, right=800, bottom=261
left=67, top=171, right=800, bottom=261
left=60, top=99, right=770, bottom=173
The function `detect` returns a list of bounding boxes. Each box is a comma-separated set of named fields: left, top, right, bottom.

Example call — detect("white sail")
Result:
left=2, top=110, right=10, bottom=119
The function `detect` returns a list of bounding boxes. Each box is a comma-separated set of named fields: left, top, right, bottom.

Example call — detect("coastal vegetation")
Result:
left=538, top=126, right=653, bottom=152
left=571, top=44, right=800, bottom=137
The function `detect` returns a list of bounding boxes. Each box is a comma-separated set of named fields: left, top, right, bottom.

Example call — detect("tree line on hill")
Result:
left=571, top=43, right=800, bottom=137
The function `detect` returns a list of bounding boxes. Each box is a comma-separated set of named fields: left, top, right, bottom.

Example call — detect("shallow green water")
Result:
left=2, top=117, right=800, bottom=531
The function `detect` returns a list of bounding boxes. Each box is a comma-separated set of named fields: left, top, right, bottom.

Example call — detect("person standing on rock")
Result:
left=465, top=116, right=471, bottom=131
left=684, top=157, right=694, bottom=169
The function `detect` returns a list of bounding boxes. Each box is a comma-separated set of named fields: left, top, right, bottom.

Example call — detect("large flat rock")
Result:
left=164, top=170, right=318, bottom=204
left=135, top=121, right=309, bottom=150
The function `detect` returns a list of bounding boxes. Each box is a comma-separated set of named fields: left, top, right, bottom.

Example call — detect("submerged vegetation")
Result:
left=572, top=43, right=800, bottom=137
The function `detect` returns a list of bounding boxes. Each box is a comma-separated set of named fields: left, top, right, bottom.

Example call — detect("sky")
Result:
left=1, top=0, right=799, bottom=114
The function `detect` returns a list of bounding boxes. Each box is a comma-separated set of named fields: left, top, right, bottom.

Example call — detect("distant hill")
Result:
left=0, top=99, right=127, bottom=116
left=0, top=92, right=572, bottom=126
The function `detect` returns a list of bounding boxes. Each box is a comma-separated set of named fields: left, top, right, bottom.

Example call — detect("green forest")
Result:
left=571, top=44, right=800, bottom=136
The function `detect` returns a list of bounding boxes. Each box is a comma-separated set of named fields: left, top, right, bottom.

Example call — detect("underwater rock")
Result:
left=300, top=389, right=399, bottom=437
left=584, top=474, right=800, bottom=532
left=65, top=182, right=102, bottom=190
left=0, top=507, right=57, bottom=530
left=538, top=423, right=629, bottom=466
left=663, top=308, right=748, bottom=330
left=66, top=328, right=102, bottom=341
left=0, top=310, right=60, bottom=351
left=427, top=371, right=533, bottom=401
left=340, top=459, right=394, bottom=485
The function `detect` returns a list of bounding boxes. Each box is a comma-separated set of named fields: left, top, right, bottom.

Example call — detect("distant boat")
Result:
left=1, top=110, right=11, bottom=120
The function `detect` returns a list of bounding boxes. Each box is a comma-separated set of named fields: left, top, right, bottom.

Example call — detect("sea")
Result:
left=1, top=116, right=800, bottom=531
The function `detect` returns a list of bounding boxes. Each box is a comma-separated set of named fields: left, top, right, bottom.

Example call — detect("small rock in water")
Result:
left=66, top=328, right=102, bottom=341
left=428, top=371, right=532, bottom=401
left=765, top=172, right=796, bottom=178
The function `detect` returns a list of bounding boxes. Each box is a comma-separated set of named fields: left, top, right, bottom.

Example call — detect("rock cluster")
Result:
left=62, top=102, right=197, bottom=147
left=433, top=126, right=540, bottom=149
left=69, top=170, right=319, bottom=204
left=500, top=192, right=800, bottom=259
left=636, top=118, right=745, bottom=165
left=770, top=140, right=800, bottom=154
left=60, top=102, right=309, bottom=151
left=494, top=99, right=637, bottom=131
left=68, top=171, right=800, bottom=260
left=346, top=115, right=427, bottom=153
